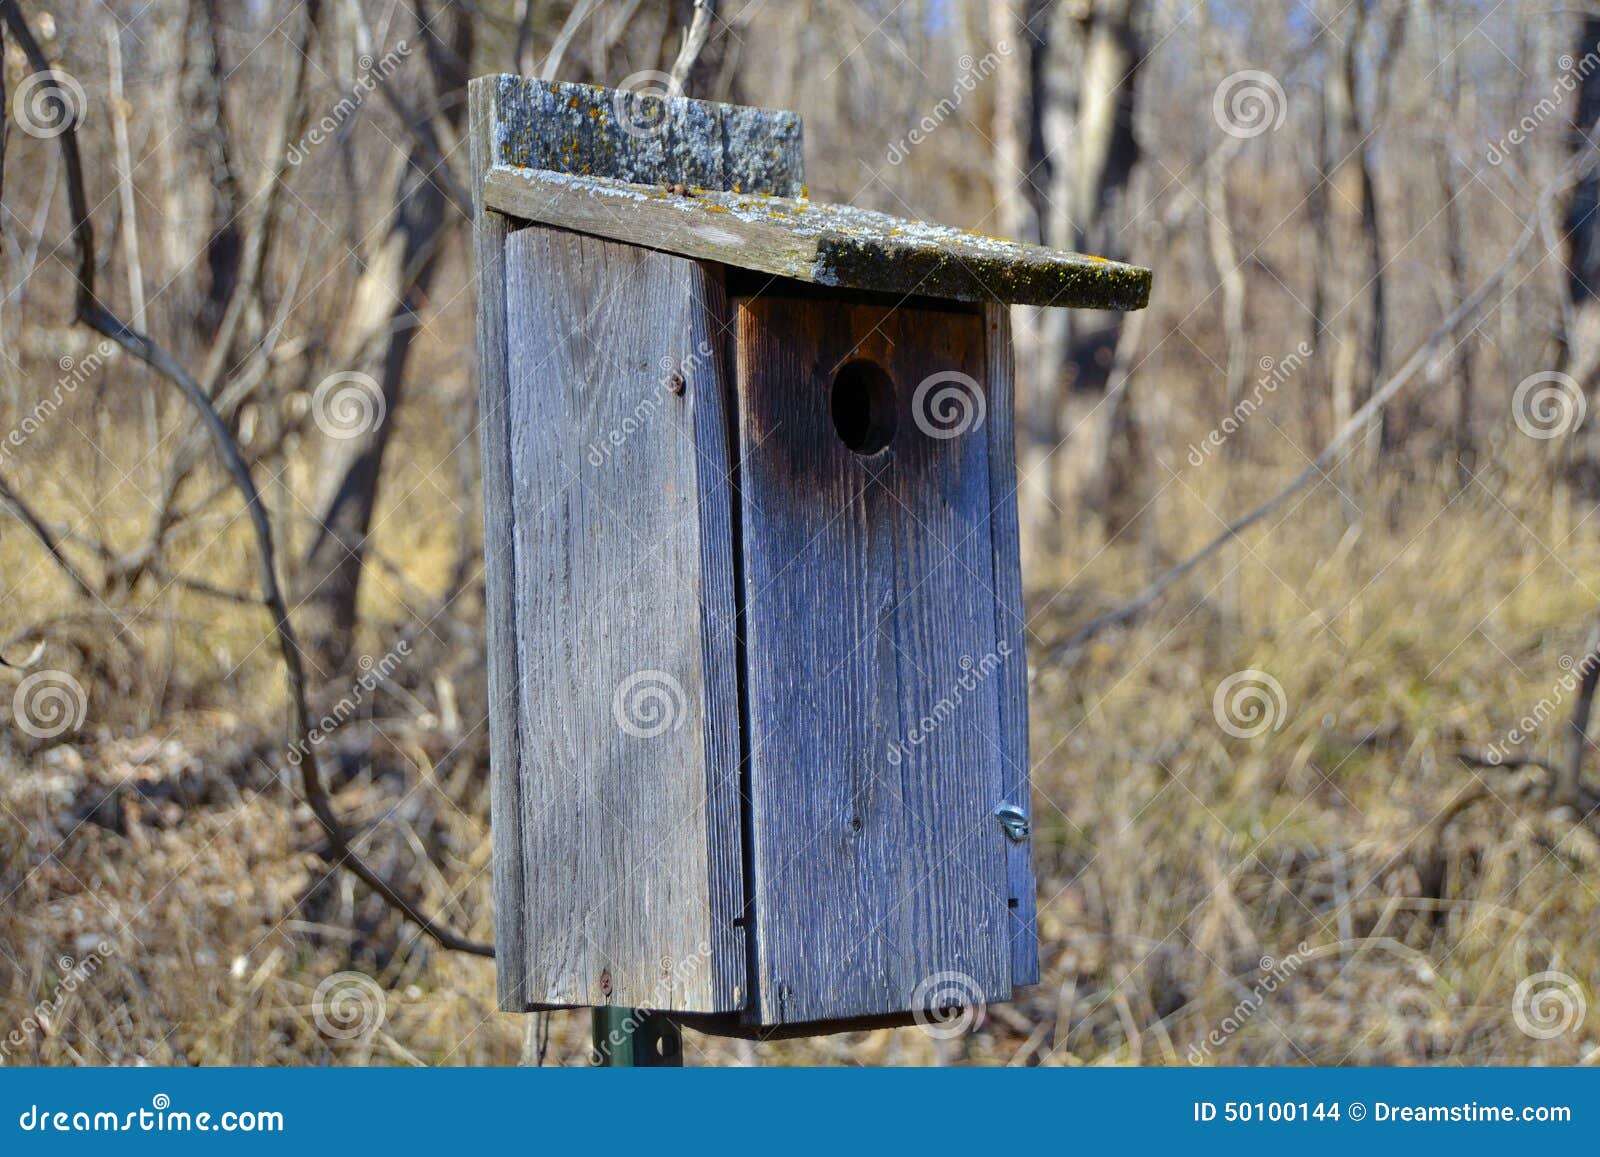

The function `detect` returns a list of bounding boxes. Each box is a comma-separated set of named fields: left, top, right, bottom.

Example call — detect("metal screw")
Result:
left=668, top=371, right=686, bottom=396
left=994, top=802, right=1030, bottom=842
left=600, top=969, right=613, bottom=997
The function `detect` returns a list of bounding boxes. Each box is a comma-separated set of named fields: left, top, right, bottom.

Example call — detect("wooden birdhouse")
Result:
left=469, top=75, right=1150, bottom=1034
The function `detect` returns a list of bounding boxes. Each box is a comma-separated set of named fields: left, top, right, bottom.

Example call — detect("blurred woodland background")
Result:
left=6, top=0, right=1600, bottom=1065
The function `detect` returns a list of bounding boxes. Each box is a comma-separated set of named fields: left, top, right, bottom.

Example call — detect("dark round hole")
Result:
left=830, top=359, right=896, bottom=455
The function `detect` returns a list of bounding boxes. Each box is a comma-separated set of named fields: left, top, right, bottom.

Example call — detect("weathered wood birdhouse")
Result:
left=470, top=75, right=1150, bottom=1034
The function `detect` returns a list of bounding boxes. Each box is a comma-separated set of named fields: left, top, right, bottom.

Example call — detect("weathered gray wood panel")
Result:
left=483, top=165, right=1153, bottom=310
left=495, top=226, right=743, bottom=1012
left=470, top=79, right=530, bottom=1010
left=732, top=294, right=1015, bottom=1024
left=983, top=304, right=1039, bottom=987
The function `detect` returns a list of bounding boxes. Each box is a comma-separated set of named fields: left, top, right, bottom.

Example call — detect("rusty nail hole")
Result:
left=600, top=969, right=613, bottom=996
left=668, top=371, right=686, bottom=396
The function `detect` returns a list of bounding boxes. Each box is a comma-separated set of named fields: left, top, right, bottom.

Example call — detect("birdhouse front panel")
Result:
left=732, top=292, right=1019, bottom=1025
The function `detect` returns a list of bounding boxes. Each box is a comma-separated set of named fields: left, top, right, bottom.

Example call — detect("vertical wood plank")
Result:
left=469, top=78, right=529, bottom=1009
left=984, top=303, right=1040, bottom=988
left=733, top=295, right=1014, bottom=1025
left=496, top=226, right=743, bottom=1013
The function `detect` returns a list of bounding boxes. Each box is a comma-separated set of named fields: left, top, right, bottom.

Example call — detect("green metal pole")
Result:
left=591, top=1007, right=684, bottom=1067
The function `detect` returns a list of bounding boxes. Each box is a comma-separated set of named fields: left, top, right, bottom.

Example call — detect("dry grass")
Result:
left=4, top=336, right=1600, bottom=1067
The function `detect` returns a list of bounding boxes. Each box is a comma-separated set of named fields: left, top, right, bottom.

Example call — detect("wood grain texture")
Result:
left=469, top=80, right=529, bottom=1009
left=480, top=74, right=804, bottom=195
left=495, top=226, right=743, bottom=1013
left=733, top=294, right=1015, bottom=1025
left=983, top=303, right=1039, bottom=988
left=484, top=165, right=1153, bottom=310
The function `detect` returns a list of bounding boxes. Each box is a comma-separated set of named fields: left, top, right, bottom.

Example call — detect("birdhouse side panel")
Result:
left=491, top=226, right=745, bottom=1013
left=982, top=303, right=1039, bottom=988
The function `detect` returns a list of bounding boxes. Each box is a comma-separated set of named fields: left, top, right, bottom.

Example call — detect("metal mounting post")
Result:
left=590, top=1007, right=684, bottom=1067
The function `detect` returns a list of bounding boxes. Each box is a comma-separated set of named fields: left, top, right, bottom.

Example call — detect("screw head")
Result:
left=994, top=802, right=1030, bottom=842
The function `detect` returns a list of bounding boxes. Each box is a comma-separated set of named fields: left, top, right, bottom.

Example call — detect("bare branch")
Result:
left=669, top=0, right=717, bottom=94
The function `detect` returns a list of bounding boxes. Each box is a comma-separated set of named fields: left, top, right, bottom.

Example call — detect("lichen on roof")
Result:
left=485, top=166, right=1152, bottom=311
left=488, top=74, right=803, bottom=197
